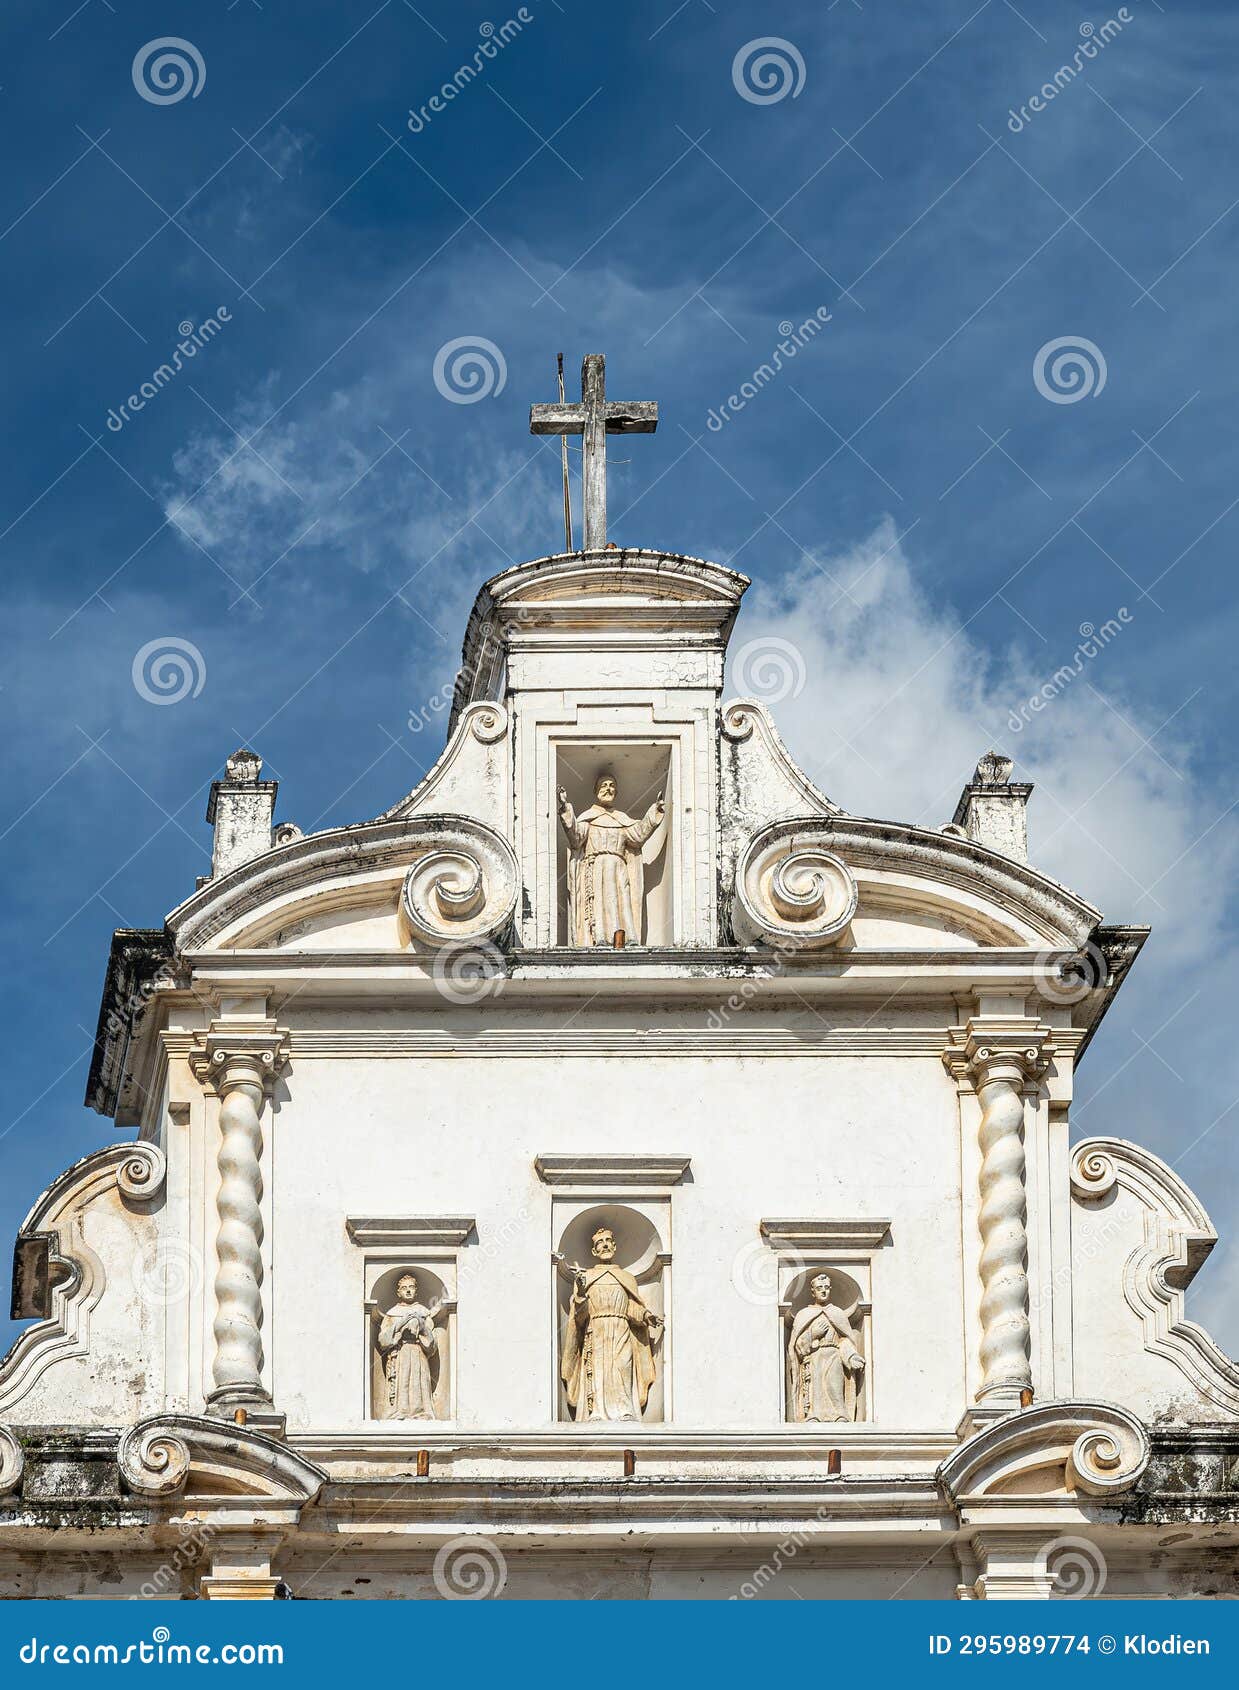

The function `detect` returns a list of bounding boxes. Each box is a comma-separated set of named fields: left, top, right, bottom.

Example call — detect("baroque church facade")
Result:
left=3, top=364, right=1239, bottom=1599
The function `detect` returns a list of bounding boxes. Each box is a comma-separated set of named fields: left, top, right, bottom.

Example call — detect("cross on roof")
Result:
left=529, top=354, right=658, bottom=551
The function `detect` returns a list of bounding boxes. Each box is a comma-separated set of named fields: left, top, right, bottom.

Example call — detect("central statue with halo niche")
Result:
left=557, top=773, right=666, bottom=946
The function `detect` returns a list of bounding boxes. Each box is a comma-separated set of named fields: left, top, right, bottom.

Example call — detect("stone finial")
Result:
left=950, top=749, right=1032, bottom=863
left=206, top=748, right=279, bottom=879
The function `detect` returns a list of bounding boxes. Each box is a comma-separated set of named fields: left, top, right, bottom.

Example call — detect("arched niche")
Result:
left=366, top=1264, right=453, bottom=1422
left=780, top=1266, right=870, bottom=1424
left=554, top=1204, right=668, bottom=1424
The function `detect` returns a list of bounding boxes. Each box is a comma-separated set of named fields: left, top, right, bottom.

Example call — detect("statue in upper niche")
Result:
left=557, top=773, right=666, bottom=946
left=787, top=1272, right=866, bottom=1423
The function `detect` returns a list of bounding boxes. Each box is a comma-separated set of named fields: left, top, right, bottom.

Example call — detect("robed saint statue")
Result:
left=560, top=1226, right=663, bottom=1422
left=374, top=1273, right=448, bottom=1420
left=786, top=1272, right=866, bottom=1423
left=558, top=772, right=666, bottom=946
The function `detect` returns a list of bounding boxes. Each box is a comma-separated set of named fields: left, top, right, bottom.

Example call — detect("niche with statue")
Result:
left=553, top=1204, right=669, bottom=1423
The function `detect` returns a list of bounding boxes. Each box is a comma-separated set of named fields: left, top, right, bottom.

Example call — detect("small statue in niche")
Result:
left=558, top=772, right=666, bottom=946
left=560, top=1226, right=663, bottom=1422
left=787, top=1272, right=865, bottom=1423
left=375, top=1272, right=447, bottom=1421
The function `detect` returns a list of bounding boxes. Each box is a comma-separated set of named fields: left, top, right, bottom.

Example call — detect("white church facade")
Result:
left=3, top=361, right=1239, bottom=1600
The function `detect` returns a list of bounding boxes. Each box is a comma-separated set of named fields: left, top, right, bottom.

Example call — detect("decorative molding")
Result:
left=399, top=819, right=519, bottom=949
left=287, top=1026, right=957, bottom=1059
left=0, top=1140, right=168, bottom=1415
left=169, top=815, right=516, bottom=950
left=765, top=818, right=1100, bottom=950
left=940, top=1399, right=1150, bottom=1503
left=1070, top=1136, right=1239, bottom=1415
left=118, top=1414, right=325, bottom=1503
left=451, top=548, right=748, bottom=730
left=534, top=1154, right=692, bottom=1188
left=760, top=1218, right=891, bottom=1253
left=380, top=702, right=511, bottom=823
left=0, top=1423, right=23, bottom=1496
left=732, top=820, right=859, bottom=950
left=116, top=1142, right=167, bottom=1205
left=346, top=1217, right=475, bottom=1249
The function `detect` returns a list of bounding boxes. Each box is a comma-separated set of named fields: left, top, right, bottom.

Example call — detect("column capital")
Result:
left=943, top=1019, right=1052, bottom=1088
left=190, top=1024, right=289, bottom=1096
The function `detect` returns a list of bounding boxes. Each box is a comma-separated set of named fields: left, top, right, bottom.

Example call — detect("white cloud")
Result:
left=729, top=519, right=1239, bottom=1350
left=728, top=518, right=1235, bottom=958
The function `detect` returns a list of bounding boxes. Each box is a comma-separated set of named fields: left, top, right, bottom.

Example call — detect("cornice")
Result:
left=345, top=1216, right=475, bottom=1249
left=534, top=1154, right=691, bottom=1188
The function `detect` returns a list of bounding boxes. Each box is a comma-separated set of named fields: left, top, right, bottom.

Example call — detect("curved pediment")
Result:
left=940, top=1400, right=1150, bottom=1502
left=731, top=813, right=1101, bottom=953
left=168, top=815, right=518, bottom=953
left=119, top=1415, right=325, bottom=1503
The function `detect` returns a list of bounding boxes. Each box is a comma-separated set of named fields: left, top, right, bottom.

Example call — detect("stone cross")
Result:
left=530, top=354, right=658, bottom=551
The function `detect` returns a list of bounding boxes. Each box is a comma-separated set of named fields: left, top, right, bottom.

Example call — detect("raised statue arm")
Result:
left=558, top=786, right=587, bottom=850
left=624, top=792, right=665, bottom=848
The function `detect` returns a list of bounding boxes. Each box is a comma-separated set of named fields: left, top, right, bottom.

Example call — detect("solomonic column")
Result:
left=945, top=1021, right=1051, bottom=1417
left=190, top=1023, right=289, bottom=1429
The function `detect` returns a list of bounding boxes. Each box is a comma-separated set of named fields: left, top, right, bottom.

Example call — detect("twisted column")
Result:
left=946, top=1025, right=1050, bottom=1408
left=191, top=1026, right=288, bottom=1414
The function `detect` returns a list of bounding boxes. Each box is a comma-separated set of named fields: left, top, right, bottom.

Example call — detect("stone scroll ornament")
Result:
left=732, top=819, right=858, bottom=950
left=0, top=1425, right=23, bottom=1497
left=399, top=819, right=519, bottom=948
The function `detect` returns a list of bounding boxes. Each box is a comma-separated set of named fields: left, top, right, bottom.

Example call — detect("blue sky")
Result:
left=3, top=0, right=1239, bottom=1355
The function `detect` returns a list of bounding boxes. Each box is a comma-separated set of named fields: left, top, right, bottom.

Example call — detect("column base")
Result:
left=956, top=1395, right=1031, bottom=1440
left=206, top=1387, right=286, bottom=1440
left=199, top=1533, right=286, bottom=1600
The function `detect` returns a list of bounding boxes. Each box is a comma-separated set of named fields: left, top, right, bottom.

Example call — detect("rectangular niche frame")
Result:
left=759, top=1217, right=891, bottom=1426
left=515, top=699, right=719, bottom=947
left=536, top=1155, right=690, bottom=1426
left=346, top=1216, right=474, bottom=1426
